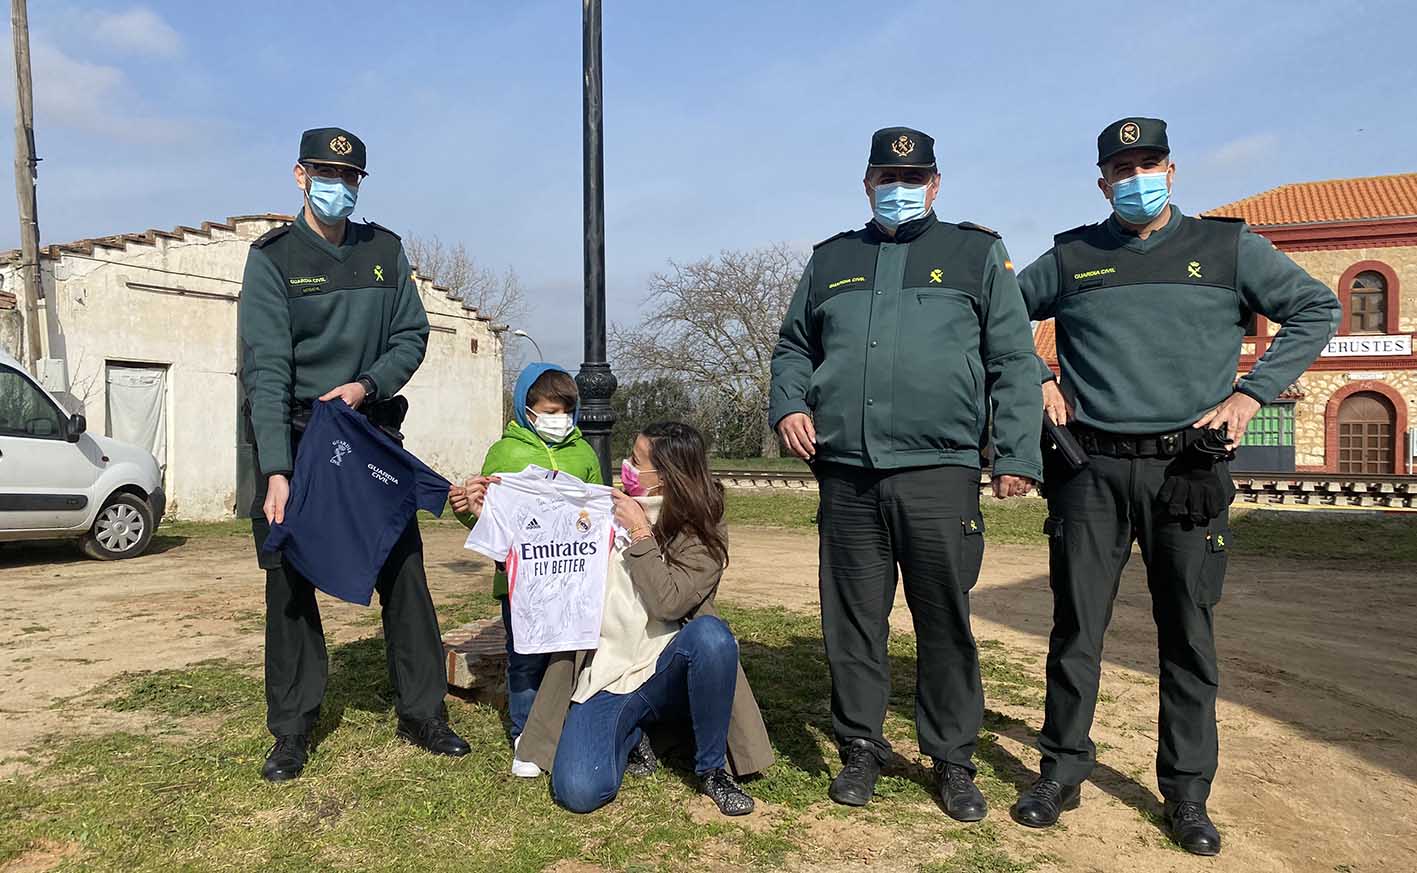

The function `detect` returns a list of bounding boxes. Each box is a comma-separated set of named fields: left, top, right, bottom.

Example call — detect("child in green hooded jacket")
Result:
left=450, top=363, right=602, bottom=777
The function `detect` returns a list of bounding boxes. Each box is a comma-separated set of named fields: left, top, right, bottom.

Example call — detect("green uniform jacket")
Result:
left=770, top=212, right=1044, bottom=481
left=238, top=214, right=429, bottom=477
left=456, top=421, right=604, bottom=597
left=1019, top=208, right=1341, bottom=432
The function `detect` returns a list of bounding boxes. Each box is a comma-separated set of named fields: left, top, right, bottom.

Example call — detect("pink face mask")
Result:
left=621, top=459, right=650, bottom=497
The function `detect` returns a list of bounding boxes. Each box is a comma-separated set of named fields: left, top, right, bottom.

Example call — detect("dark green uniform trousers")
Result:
left=817, top=463, right=986, bottom=771
left=252, top=430, right=448, bottom=739
left=1041, top=454, right=1229, bottom=803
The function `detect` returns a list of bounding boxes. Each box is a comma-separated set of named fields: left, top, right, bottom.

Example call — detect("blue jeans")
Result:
left=502, top=595, right=551, bottom=740
left=552, top=615, right=740, bottom=814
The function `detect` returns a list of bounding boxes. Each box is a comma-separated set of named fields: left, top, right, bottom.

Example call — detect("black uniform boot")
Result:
left=262, top=734, right=309, bottom=783
left=829, top=739, right=882, bottom=807
left=934, top=761, right=987, bottom=822
left=1010, top=778, right=1081, bottom=828
left=397, top=716, right=471, bottom=757
left=1166, top=800, right=1221, bottom=856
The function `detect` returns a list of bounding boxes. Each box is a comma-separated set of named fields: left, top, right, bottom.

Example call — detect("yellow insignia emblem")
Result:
left=1188, top=261, right=1202, bottom=279
left=330, top=135, right=354, bottom=156
left=969, top=519, right=979, bottom=532
left=1216, top=534, right=1225, bottom=547
left=891, top=135, right=915, bottom=157
left=1119, top=122, right=1141, bottom=145
left=373, top=264, right=385, bottom=282
left=929, top=268, right=943, bottom=284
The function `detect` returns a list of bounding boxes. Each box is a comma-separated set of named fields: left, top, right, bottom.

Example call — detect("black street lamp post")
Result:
left=575, top=0, right=617, bottom=484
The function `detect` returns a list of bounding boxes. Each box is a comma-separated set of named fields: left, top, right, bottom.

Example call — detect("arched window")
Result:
left=1348, top=271, right=1388, bottom=335
left=1337, top=391, right=1396, bottom=474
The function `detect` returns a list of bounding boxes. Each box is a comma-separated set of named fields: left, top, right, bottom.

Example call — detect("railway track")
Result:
left=713, top=468, right=1417, bottom=512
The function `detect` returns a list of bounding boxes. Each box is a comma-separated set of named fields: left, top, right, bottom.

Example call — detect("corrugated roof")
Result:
left=1204, top=172, right=1417, bottom=227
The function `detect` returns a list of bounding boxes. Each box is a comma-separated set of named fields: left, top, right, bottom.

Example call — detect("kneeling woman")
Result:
left=514, top=421, right=773, bottom=815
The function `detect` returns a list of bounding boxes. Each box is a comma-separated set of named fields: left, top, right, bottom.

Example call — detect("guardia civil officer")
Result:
left=770, top=127, right=1043, bottom=821
left=1011, top=118, right=1339, bottom=854
left=239, top=128, right=470, bottom=782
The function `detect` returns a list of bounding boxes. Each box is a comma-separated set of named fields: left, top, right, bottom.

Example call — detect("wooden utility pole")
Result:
left=11, top=0, right=44, bottom=370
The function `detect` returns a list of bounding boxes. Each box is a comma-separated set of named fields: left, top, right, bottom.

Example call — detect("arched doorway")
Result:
left=1337, top=391, right=1396, bottom=474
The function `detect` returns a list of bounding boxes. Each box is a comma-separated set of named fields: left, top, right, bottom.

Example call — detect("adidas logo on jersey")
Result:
left=525, top=518, right=541, bottom=531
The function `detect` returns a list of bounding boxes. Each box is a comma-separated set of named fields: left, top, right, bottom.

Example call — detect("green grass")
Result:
left=1, top=605, right=1045, bottom=873
left=1229, top=510, right=1417, bottom=563
left=722, top=491, right=1050, bottom=545
left=724, top=491, right=818, bottom=529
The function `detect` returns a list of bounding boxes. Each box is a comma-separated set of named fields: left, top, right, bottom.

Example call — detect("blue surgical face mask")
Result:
left=1110, top=170, right=1170, bottom=225
left=307, top=176, right=358, bottom=225
left=872, top=182, right=930, bottom=230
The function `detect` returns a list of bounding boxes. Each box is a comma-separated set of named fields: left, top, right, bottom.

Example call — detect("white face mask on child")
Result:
left=529, top=409, right=574, bottom=444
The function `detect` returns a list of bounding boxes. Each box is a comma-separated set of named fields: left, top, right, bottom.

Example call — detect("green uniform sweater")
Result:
left=1019, top=208, right=1340, bottom=432
left=456, top=421, right=604, bottom=597
left=770, top=212, right=1043, bottom=480
left=238, top=214, right=429, bottom=476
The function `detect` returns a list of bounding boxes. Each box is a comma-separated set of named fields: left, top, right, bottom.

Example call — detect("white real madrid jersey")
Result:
left=463, top=465, right=615, bottom=654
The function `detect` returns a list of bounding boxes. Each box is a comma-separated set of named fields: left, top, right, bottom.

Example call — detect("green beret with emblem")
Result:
left=299, top=127, right=368, bottom=175
left=1097, top=117, right=1169, bottom=166
left=868, top=126, right=936, bottom=169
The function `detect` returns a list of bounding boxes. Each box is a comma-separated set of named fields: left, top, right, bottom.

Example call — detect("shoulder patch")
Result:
left=957, top=221, right=1000, bottom=238
left=251, top=224, right=292, bottom=249
left=363, top=220, right=402, bottom=240
left=813, top=229, right=855, bottom=249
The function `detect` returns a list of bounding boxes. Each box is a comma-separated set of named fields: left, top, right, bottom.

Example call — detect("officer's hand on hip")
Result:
left=264, top=474, right=290, bottom=524
left=992, top=474, right=1035, bottom=499
left=1192, top=391, right=1262, bottom=448
left=777, top=412, right=817, bottom=461
left=1042, top=381, right=1073, bottom=426
left=319, top=381, right=368, bottom=410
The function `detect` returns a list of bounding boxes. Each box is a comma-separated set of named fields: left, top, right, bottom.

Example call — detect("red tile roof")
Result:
left=1204, top=173, right=1417, bottom=227
left=1034, top=319, right=1057, bottom=366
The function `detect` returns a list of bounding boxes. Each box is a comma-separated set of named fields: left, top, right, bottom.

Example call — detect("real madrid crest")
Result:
left=891, top=135, right=915, bottom=157
left=330, top=135, right=354, bottom=156
left=1119, top=122, right=1141, bottom=145
left=575, top=510, right=592, bottom=534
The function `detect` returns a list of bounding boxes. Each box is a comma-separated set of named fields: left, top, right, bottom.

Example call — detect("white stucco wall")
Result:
left=1, top=215, right=503, bottom=520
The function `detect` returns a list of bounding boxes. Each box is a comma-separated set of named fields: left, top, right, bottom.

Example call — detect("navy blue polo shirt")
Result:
left=263, top=399, right=449, bottom=605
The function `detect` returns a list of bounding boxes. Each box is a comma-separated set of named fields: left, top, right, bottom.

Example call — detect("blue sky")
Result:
left=4, top=0, right=1414, bottom=367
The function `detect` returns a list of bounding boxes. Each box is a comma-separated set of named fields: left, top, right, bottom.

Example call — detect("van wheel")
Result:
left=81, top=493, right=155, bottom=560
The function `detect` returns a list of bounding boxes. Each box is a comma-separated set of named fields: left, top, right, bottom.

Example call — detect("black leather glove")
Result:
left=1158, top=428, right=1235, bottom=525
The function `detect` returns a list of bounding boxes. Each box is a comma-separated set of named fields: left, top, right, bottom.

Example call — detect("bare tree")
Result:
left=405, top=235, right=530, bottom=327
left=612, top=243, right=807, bottom=457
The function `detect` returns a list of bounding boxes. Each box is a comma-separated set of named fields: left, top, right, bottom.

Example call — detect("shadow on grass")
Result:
left=728, top=607, right=1165, bottom=833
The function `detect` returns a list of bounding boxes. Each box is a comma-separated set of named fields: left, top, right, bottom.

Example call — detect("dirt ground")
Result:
left=3, top=523, right=1415, bottom=873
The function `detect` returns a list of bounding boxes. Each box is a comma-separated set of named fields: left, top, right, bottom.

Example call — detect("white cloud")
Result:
left=1204, top=134, right=1281, bottom=167
left=88, top=6, right=183, bottom=58
left=6, top=40, right=201, bottom=144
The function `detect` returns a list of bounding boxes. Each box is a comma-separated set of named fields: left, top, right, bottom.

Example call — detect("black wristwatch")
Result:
left=357, top=375, right=378, bottom=401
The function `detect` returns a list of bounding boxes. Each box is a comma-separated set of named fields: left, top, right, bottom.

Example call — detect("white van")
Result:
left=0, top=350, right=165, bottom=559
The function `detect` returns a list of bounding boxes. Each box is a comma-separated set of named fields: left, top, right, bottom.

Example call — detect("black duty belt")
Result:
left=1070, top=424, right=1202, bottom=459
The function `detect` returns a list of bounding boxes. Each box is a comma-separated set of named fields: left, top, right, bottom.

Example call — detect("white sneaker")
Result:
left=511, top=736, right=541, bottom=778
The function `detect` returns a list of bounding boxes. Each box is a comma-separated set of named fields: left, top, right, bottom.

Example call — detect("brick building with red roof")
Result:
left=1035, top=172, right=1417, bottom=474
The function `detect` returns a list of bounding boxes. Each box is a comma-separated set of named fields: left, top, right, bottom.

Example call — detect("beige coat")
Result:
left=516, top=525, right=775, bottom=777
